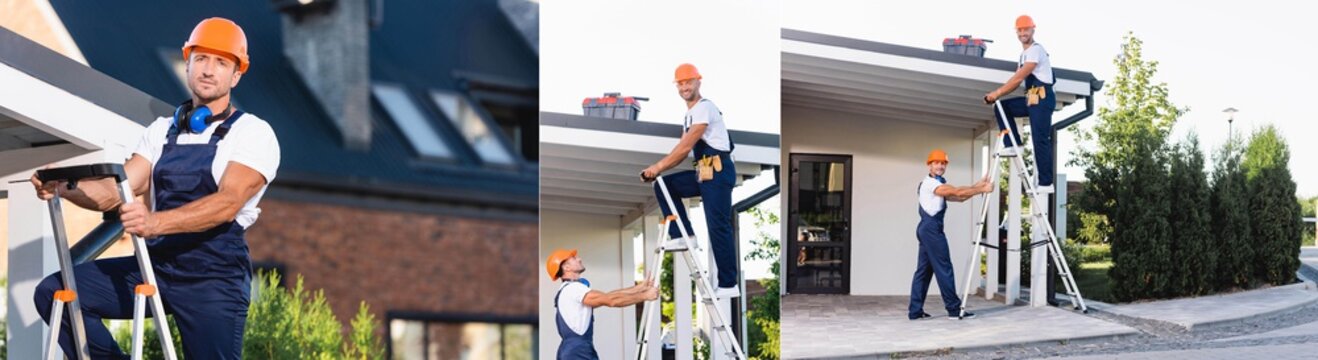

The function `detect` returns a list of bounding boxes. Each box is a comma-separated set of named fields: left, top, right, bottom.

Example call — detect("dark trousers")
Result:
left=654, top=170, right=738, bottom=288
left=994, top=96, right=1055, bottom=186
left=34, top=256, right=249, bottom=359
left=909, top=224, right=962, bottom=317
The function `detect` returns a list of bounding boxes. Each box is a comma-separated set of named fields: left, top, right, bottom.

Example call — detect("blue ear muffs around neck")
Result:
left=172, top=100, right=214, bottom=134
left=185, top=105, right=212, bottom=133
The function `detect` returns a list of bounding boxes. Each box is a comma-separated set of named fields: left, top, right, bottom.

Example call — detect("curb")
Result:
left=1088, top=280, right=1318, bottom=332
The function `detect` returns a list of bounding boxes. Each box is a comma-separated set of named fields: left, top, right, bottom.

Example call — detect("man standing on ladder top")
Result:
left=29, top=17, right=279, bottom=359
left=546, top=249, right=658, bottom=359
left=984, top=14, right=1057, bottom=194
left=640, top=63, right=741, bottom=299
left=909, top=150, right=993, bottom=320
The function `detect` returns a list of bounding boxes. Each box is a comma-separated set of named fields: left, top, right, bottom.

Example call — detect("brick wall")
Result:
left=245, top=197, right=539, bottom=332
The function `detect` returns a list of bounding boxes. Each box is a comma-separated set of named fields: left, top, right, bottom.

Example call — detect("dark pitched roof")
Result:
left=49, top=0, right=538, bottom=210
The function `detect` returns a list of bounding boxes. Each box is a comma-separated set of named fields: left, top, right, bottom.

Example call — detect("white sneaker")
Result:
left=714, top=286, right=741, bottom=299
left=997, top=146, right=1019, bottom=157
left=662, top=237, right=689, bottom=252
left=1031, top=184, right=1055, bottom=195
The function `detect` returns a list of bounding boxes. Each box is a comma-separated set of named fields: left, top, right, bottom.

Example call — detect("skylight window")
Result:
left=430, top=90, right=516, bottom=166
left=372, top=83, right=455, bottom=160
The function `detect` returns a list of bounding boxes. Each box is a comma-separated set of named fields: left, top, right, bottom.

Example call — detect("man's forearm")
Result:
left=994, top=78, right=1022, bottom=98
left=61, top=178, right=124, bottom=212
left=150, top=192, right=243, bottom=235
left=655, top=146, right=692, bottom=173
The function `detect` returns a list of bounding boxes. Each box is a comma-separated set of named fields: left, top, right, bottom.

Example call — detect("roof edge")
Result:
left=539, top=111, right=780, bottom=148
left=782, top=28, right=1099, bottom=86
left=0, top=26, right=171, bottom=126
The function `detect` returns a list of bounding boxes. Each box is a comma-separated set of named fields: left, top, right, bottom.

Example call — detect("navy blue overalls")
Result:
left=555, top=279, right=598, bottom=360
left=36, top=111, right=253, bottom=359
left=993, top=43, right=1057, bottom=187
left=909, top=175, right=963, bottom=318
left=653, top=99, right=739, bottom=288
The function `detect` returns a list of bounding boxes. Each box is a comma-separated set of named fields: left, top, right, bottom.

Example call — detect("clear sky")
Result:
left=784, top=0, right=1318, bottom=196
left=541, top=0, right=781, bottom=134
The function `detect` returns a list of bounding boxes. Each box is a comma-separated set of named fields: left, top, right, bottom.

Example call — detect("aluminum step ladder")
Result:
left=634, top=174, right=747, bottom=360
left=37, top=164, right=179, bottom=360
left=956, top=101, right=1088, bottom=319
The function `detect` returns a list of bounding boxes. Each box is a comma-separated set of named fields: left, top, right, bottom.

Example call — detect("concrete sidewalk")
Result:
left=1300, top=247, right=1318, bottom=281
left=781, top=294, right=1137, bottom=359
left=1090, top=281, right=1318, bottom=331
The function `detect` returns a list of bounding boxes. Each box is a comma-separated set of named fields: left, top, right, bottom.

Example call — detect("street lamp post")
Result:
left=1223, top=107, right=1238, bottom=137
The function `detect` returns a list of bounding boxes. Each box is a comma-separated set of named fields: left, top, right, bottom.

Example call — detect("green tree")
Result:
left=1210, top=135, right=1253, bottom=289
left=1302, top=196, right=1317, bottom=246
left=1071, top=33, right=1183, bottom=301
left=1168, top=134, right=1214, bottom=295
left=1243, top=125, right=1304, bottom=285
left=744, top=205, right=780, bottom=360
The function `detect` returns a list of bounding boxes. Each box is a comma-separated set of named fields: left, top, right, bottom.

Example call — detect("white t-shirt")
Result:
left=1018, top=43, right=1053, bottom=85
left=133, top=113, right=280, bottom=228
left=684, top=99, right=731, bottom=152
left=918, top=176, right=946, bottom=215
left=556, top=281, right=593, bottom=335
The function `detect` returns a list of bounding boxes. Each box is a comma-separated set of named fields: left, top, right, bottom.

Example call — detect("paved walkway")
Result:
left=1091, top=281, right=1318, bottom=330
left=781, top=294, right=1137, bottom=359
left=1300, top=247, right=1318, bottom=281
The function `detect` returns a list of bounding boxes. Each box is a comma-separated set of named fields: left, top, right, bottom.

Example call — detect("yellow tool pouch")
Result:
left=696, top=155, right=722, bottom=182
left=1026, top=86, right=1047, bottom=106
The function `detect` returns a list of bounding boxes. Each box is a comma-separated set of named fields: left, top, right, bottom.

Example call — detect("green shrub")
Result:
left=1211, top=135, right=1253, bottom=290
left=114, top=271, right=383, bottom=359
left=1244, top=126, right=1303, bottom=285
left=1168, top=134, right=1215, bottom=295
left=744, top=205, right=780, bottom=360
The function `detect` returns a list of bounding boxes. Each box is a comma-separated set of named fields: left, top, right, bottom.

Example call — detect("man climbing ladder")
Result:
left=29, top=17, right=279, bottom=359
left=640, top=63, right=740, bottom=299
left=984, top=14, right=1056, bottom=194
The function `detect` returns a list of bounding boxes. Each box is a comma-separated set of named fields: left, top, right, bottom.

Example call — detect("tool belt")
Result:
left=695, top=154, right=723, bottom=182
left=1026, top=86, right=1048, bottom=106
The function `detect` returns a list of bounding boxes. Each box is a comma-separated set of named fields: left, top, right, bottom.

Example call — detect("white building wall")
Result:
left=782, top=105, right=981, bottom=296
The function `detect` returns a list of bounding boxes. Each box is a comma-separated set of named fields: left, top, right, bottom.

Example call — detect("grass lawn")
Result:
left=1072, top=260, right=1114, bottom=303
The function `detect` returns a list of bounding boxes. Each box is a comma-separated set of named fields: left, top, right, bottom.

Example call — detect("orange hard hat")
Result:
left=545, top=249, right=577, bottom=281
left=927, top=149, right=949, bottom=164
left=674, top=63, right=702, bottom=82
left=182, top=17, right=250, bottom=73
left=1015, top=15, right=1036, bottom=29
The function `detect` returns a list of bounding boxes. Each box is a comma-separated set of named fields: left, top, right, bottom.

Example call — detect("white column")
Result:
left=1030, top=214, right=1049, bottom=307
left=985, top=161, right=1001, bottom=301
left=642, top=214, right=662, bottom=360
left=621, top=222, right=639, bottom=358
left=1055, top=173, right=1068, bottom=247
left=7, top=180, right=60, bottom=360
left=1005, top=161, right=1022, bottom=304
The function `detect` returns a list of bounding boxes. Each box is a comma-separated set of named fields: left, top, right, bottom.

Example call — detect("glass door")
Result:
left=787, top=154, right=852, bottom=294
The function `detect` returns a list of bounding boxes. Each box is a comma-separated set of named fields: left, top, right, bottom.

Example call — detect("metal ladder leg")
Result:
left=44, top=191, right=91, bottom=360
left=958, top=135, right=1006, bottom=318
left=634, top=217, right=675, bottom=360
left=115, top=182, right=179, bottom=360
